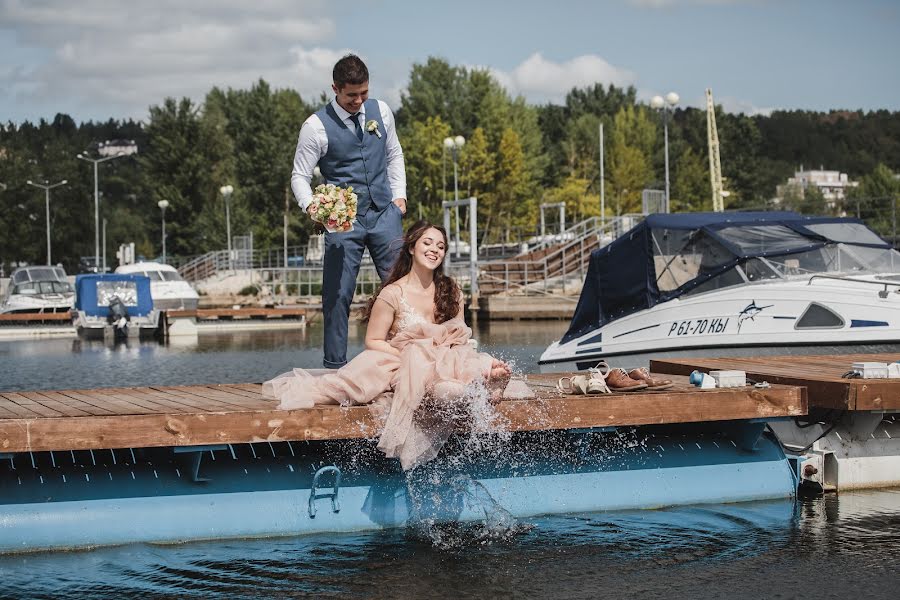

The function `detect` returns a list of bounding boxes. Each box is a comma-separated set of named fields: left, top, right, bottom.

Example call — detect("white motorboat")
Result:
left=540, top=212, right=900, bottom=371
left=115, top=262, right=199, bottom=310
left=1, top=266, right=75, bottom=314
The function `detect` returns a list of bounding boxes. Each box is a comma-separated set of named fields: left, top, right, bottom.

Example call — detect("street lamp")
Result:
left=219, top=185, right=234, bottom=270
left=26, top=179, right=68, bottom=265
left=77, top=139, right=138, bottom=270
left=158, top=200, right=170, bottom=264
left=650, top=92, right=679, bottom=213
left=443, top=135, right=465, bottom=258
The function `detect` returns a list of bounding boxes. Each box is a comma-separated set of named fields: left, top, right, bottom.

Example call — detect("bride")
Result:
left=264, top=220, right=513, bottom=469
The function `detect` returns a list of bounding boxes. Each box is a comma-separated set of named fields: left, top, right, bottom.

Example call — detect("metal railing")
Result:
left=477, top=214, right=643, bottom=296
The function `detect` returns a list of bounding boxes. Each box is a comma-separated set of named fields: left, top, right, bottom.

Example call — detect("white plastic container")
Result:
left=888, top=363, right=900, bottom=379
left=852, top=362, right=889, bottom=379
left=710, top=370, right=747, bottom=388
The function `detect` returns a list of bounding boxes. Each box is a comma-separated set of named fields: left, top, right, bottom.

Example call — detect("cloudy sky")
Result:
left=1, top=0, right=897, bottom=124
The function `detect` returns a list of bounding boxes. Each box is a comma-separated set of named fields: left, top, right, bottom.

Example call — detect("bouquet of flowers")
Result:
left=309, top=183, right=357, bottom=233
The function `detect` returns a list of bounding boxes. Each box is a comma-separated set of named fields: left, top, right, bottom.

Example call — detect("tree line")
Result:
left=2, top=56, right=899, bottom=274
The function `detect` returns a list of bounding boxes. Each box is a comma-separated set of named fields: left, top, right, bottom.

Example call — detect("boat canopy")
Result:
left=74, top=274, right=154, bottom=317
left=562, top=212, right=893, bottom=344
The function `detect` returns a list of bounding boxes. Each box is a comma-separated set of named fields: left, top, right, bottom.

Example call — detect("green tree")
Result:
left=401, top=115, right=451, bottom=220
left=671, top=147, right=709, bottom=212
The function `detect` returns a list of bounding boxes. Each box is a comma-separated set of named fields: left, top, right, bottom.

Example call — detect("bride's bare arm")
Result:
left=365, top=297, right=400, bottom=356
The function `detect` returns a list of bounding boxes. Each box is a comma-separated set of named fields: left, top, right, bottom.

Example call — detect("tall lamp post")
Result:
left=443, top=135, right=465, bottom=258
left=26, top=179, right=68, bottom=265
left=650, top=92, right=679, bottom=213
left=158, top=200, right=170, bottom=264
left=77, top=140, right=137, bottom=270
left=220, top=185, right=234, bottom=270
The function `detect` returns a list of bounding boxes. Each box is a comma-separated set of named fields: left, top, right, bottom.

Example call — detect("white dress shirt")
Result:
left=290, top=98, right=406, bottom=211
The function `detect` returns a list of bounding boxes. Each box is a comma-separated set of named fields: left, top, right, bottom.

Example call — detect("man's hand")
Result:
left=307, top=204, right=316, bottom=217
left=393, top=198, right=407, bottom=215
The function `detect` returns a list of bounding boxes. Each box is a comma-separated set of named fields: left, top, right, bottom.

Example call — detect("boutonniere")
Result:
left=365, top=119, right=382, bottom=138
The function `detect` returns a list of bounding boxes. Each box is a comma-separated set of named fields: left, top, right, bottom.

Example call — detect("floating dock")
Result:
left=0, top=307, right=307, bottom=340
left=651, top=353, right=900, bottom=491
left=0, top=374, right=805, bottom=553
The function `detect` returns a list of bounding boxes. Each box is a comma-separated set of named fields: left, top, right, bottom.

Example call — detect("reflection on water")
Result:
left=1, top=491, right=899, bottom=598
left=0, top=320, right=569, bottom=392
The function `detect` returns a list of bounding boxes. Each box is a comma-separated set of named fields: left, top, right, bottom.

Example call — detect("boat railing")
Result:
left=807, top=274, right=900, bottom=297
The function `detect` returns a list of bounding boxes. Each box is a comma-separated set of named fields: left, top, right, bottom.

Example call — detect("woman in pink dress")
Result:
left=264, top=220, right=512, bottom=470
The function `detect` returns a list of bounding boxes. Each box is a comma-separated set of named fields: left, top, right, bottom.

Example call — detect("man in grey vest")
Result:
left=291, top=54, right=406, bottom=368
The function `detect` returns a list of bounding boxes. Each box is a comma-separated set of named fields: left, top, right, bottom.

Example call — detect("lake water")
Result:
left=1, top=322, right=898, bottom=598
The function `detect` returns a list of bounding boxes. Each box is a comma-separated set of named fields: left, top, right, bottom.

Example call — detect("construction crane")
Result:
left=706, top=88, right=727, bottom=212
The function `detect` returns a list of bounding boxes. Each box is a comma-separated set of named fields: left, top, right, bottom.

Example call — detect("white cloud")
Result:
left=489, top=52, right=636, bottom=104
left=0, top=0, right=343, bottom=120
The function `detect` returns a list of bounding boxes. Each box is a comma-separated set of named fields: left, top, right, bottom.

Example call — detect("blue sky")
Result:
left=1, top=0, right=898, bottom=124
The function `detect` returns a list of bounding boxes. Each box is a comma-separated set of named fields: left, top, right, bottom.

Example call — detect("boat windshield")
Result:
left=681, top=243, right=900, bottom=297
left=11, top=267, right=66, bottom=284
left=12, top=281, right=74, bottom=295
left=160, top=271, right=184, bottom=282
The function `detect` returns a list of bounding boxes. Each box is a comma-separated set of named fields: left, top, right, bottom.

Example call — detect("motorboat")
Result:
left=1, top=266, right=75, bottom=314
left=115, top=262, right=199, bottom=310
left=72, top=274, right=161, bottom=339
left=540, top=212, right=900, bottom=371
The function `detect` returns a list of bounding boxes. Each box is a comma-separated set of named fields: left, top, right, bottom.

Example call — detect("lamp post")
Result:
left=77, top=140, right=137, bottom=270
left=650, top=92, right=679, bottom=213
left=220, top=185, right=234, bottom=270
left=158, top=200, right=169, bottom=264
left=26, top=179, right=68, bottom=265
left=443, top=135, right=465, bottom=258
left=102, top=218, right=108, bottom=272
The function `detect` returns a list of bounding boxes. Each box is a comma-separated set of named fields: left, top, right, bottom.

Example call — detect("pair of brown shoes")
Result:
left=626, top=367, right=674, bottom=391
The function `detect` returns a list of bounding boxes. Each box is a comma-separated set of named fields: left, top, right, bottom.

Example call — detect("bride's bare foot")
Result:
left=490, top=358, right=511, bottom=381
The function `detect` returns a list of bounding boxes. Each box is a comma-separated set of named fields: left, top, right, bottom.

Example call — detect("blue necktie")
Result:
left=349, top=112, right=363, bottom=142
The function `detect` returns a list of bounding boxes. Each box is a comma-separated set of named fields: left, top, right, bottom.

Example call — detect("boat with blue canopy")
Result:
left=541, top=211, right=900, bottom=370
left=72, top=273, right=162, bottom=339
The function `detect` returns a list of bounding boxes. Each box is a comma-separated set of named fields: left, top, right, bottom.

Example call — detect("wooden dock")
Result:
left=651, top=353, right=900, bottom=411
left=167, top=307, right=308, bottom=320
left=0, top=373, right=805, bottom=453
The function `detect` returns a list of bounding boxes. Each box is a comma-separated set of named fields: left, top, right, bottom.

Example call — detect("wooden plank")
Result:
left=118, top=386, right=240, bottom=413
left=0, top=312, right=71, bottom=322
left=0, top=380, right=806, bottom=453
left=0, top=392, right=63, bottom=418
left=15, top=391, right=91, bottom=417
left=650, top=353, right=900, bottom=411
left=152, top=385, right=265, bottom=410
left=166, top=308, right=307, bottom=319
left=54, top=389, right=161, bottom=416
left=32, top=390, right=117, bottom=416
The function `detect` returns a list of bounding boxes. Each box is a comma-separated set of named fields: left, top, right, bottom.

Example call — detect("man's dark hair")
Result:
left=333, top=54, right=369, bottom=89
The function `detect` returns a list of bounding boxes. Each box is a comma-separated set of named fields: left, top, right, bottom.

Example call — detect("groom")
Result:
left=291, top=54, right=407, bottom=368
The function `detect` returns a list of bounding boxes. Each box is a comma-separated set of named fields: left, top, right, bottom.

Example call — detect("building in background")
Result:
left=776, top=165, right=858, bottom=207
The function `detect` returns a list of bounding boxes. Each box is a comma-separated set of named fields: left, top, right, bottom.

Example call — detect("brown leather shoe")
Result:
left=627, top=368, right=674, bottom=390
left=605, top=368, right=648, bottom=391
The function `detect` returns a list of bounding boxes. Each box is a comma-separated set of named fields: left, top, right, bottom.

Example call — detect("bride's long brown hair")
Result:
left=362, top=220, right=461, bottom=323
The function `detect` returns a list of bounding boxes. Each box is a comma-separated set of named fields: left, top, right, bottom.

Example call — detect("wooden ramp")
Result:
left=651, top=353, right=900, bottom=411
left=0, top=374, right=805, bottom=454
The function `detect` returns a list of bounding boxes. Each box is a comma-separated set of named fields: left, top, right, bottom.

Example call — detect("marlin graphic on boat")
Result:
left=737, top=300, right=773, bottom=333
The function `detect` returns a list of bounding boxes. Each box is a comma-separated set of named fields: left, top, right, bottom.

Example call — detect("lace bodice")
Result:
left=396, top=295, right=430, bottom=332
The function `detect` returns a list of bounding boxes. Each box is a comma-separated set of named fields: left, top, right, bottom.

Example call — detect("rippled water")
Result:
left=0, top=320, right=568, bottom=391
left=1, top=492, right=899, bottom=599
left=1, top=323, right=899, bottom=598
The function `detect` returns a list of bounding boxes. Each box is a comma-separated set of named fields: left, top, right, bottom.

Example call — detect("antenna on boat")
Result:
left=706, top=88, right=728, bottom=212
